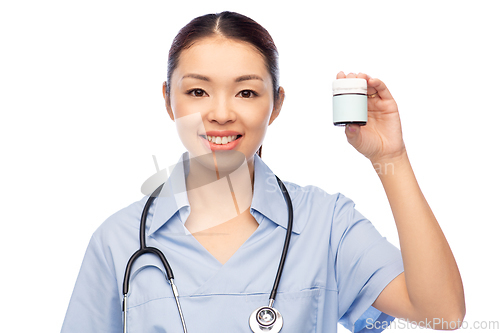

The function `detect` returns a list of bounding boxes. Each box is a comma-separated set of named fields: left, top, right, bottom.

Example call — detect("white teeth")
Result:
left=205, top=135, right=239, bottom=145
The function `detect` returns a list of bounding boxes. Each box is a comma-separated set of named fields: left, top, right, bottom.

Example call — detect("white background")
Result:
left=1, top=0, right=499, bottom=332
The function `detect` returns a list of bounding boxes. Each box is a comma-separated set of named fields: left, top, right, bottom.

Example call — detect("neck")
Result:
left=185, top=152, right=255, bottom=215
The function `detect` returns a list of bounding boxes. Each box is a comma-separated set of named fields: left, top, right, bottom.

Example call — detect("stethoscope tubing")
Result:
left=122, top=175, right=293, bottom=333
left=123, top=183, right=171, bottom=295
left=269, top=176, right=293, bottom=303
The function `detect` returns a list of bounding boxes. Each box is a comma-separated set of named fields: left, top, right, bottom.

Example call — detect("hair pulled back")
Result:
left=166, top=11, right=280, bottom=158
left=166, top=11, right=279, bottom=100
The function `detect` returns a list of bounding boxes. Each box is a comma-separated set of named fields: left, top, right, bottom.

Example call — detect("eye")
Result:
left=187, top=88, right=207, bottom=97
left=237, top=90, right=258, bottom=98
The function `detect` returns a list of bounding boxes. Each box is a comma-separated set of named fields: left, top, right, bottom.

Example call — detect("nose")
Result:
left=207, top=96, right=236, bottom=125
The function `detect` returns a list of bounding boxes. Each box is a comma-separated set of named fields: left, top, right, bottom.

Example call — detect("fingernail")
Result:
left=347, top=124, right=357, bottom=132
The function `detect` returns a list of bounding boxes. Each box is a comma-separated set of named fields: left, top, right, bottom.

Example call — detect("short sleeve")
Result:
left=61, top=233, right=122, bottom=333
left=332, top=194, right=404, bottom=333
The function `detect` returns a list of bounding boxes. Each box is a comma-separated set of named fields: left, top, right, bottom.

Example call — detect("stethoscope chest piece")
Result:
left=249, top=306, right=283, bottom=333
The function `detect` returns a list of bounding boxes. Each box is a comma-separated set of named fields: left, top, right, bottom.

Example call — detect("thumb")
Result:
left=345, top=124, right=362, bottom=148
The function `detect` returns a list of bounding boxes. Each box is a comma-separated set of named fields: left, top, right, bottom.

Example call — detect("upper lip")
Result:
left=201, top=130, right=242, bottom=137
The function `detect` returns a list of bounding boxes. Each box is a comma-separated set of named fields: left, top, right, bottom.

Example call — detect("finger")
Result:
left=336, top=71, right=346, bottom=79
left=345, top=124, right=361, bottom=147
left=367, top=77, right=394, bottom=100
left=346, top=123, right=360, bottom=134
left=356, top=73, right=377, bottom=96
left=357, top=72, right=374, bottom=82
left=346, top=72, right=357, bottom=78
left=356, top=72, right=369, bottom=80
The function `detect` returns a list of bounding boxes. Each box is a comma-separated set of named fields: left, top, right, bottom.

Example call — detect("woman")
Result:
left=61, top=11, right=465, bottom=332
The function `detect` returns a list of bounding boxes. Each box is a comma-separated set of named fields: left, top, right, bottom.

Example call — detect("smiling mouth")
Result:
left=200, top=134, right=242, bottom=145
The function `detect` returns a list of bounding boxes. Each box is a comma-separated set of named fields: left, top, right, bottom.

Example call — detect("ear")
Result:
left=163, top=81, right=175, bottom=121
left=269, top=86, right=285, bottom=125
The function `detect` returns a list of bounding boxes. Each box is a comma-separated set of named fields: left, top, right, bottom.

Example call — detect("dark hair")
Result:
left=166, top=12, right=280, bottom=158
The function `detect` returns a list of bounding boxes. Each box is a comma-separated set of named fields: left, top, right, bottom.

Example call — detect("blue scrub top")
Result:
left=61, top=152, right=404, bottom=333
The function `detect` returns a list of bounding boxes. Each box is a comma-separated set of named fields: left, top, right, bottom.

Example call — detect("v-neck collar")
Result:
left=147, top=152, right=302, bottom=237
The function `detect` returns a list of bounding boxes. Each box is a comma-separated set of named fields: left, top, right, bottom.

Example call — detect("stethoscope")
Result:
left=122, top=175, right=294, bottom=333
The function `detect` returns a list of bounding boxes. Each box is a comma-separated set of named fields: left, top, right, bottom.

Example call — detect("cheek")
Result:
left=170, top=98, right=210, bottom=156
left=243, top=99, right=274, bottom=130
left=171, top=94, right=205, bottom=118
left=170, top=97, right=200, bottom=133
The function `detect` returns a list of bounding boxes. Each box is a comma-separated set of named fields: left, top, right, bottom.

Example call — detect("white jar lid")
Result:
left=332, top=78, right=367, bottom=95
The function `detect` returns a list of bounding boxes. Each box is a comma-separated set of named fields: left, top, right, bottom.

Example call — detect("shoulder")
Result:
left=74, top=195, right=152, bottom=283
left=280, top=179, right=357, bottom=231
left=91, top=195, right=149, bottom=250
left=282, top=179, right=354, bottom=215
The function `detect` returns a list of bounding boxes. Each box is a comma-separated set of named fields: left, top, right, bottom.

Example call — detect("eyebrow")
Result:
left=182, top=73, right=263, bottom=82
left=235, top=74, right=263, bottom=82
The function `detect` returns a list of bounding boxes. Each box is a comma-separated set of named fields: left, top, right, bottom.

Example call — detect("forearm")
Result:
left=373, top=151, right=465, bottom=321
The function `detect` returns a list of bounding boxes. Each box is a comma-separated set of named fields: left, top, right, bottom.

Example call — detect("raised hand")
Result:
left=337, top=72, right=406, bottom=164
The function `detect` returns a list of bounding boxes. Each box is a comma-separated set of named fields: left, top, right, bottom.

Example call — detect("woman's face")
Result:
left=163, top=36, right=284, bottom=168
